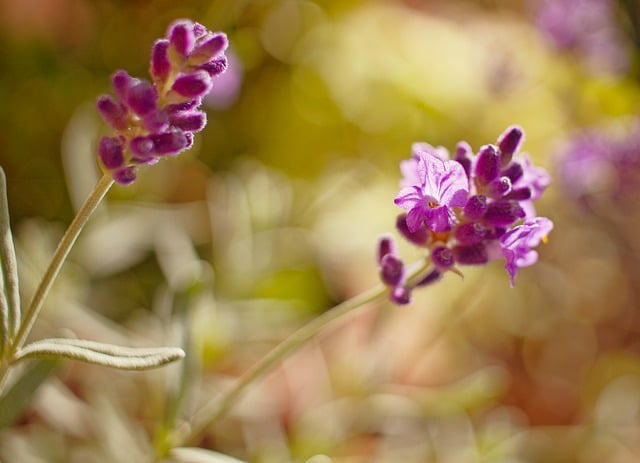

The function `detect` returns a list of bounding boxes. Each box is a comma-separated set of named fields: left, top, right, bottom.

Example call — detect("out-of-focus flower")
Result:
left=379, top=126, right=553, bottom=303
left=555, top=120, right=640, bottom=204
left=204, top=49, right=243, bottom=110
left=534, top=0, right=630, bottom=75
left=96, top=19, right=229, bottom=185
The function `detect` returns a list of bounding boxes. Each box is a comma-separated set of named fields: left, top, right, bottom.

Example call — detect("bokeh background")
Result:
left=1, top=0, right=640, bottom=462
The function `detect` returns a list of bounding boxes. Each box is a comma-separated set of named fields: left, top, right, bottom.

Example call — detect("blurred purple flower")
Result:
left=96, top=19, right=229, bottom=185
left=534, top=0, right=630, bottom=75
left=204, top=49, right=243, bottom=110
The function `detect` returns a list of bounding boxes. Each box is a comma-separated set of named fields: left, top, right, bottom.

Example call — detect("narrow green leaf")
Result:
left=0, top=166, right=21, bottom=340
left=14, top=338, right=185, bottom=370
left=0, top=359, right=58, bottom=429
left=166, top=447, right=249, bottom=463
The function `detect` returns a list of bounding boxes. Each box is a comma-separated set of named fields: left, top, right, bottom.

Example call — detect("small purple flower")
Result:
left=394, top=146, right=469, bottom=233
left=499, top=217, right=553, bottom=286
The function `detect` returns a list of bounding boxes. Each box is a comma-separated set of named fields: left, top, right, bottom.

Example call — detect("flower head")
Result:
left=381, top=126, right=553, bottom=303
left=96, top=19, right=229, bottom=185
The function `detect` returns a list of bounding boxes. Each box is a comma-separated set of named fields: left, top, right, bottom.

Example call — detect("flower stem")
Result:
left=12, top=174, right=113, bottom=351
left=180, top=282, right=388, bottom=446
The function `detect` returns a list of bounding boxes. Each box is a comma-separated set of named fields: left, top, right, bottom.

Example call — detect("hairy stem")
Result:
left=182, top=283, right=388, bottom=446
left=12, top=174, right=113, bottom=351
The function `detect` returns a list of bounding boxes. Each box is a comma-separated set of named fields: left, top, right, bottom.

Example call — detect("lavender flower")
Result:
left=378, top=126, right=553, bottom=303
left=96, top=19, right=229, bottom=185
left=534, top=0, right=630, bottom=75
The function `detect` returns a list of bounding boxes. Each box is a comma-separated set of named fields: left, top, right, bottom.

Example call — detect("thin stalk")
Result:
left=182, top=283, right=388, bottom=446
left=12, top=174, right=113, bottom=351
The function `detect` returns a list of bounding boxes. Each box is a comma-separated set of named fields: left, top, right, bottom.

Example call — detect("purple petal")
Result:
left=199, top=56, right=228, bottom=78
left=111, top=70, right=137, bottom=104
left=191, top=33, right=228, bottom=63
left=497, top=125, right=524, bottom=166
left=113, top=166, right=137, bottom=185
left=500, top=217, right=553, bottom=286
left=380, top=254, right=404, bottom=286
left=474, top=144, right=500, bottom=185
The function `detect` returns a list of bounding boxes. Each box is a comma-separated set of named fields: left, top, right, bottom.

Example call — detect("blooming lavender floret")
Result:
left=96, top=19, right=229, bottom=185
left=379, top=126, right=553, bottom=303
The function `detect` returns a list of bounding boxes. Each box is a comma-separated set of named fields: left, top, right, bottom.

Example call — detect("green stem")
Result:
left=181, top=282, right=389, bottom=446
left=12, top=174, right=113, bottom=351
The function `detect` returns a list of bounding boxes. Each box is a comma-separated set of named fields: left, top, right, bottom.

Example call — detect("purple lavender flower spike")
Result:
left=394, top=146, right=468, bottom=232
left=381, top=125, right=553, bottom=300
left=497, top=125, right=524, bottom=166
left=150, top=39, right=171, bottom=81
left=96, top=20, right=229, bottom=185
left=172, top=71, right=213, bottom=99
left=499, top=217, right=553, bottom=286
left=98, top=136, right=125, bottom=170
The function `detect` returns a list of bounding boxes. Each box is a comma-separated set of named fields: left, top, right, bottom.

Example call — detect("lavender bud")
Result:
left=112, top=70, right=137, bottom=103
left=169, top=20, right=196, bottom=58
left=98, top=136, right=125, bottom=170
left=474, top=144, right=500, bottom=185
left=501, top=162, right=524, bottom=183
left=452, top=243, right=488, bottom=265
left=454, top=222, right=487, bottom=244
left=455, top=141, right=473, bottom=178
left=165, top=100, right=200, bottom=113
left=376, top=236, right=395, bottom=263
left=498, top=125, right=524, bottom=166
left=431, top=246, right=454, bottom=270
left=169, top=110, right=207, bottom=133
left=96, top=95, right=128, bottom=131
left=396, top=213, right=430, bottom=246
left=151, top=130, right=190, bottom=155
left=199, top=56, right=228, bottom=78
left=129, top=136, right=158, bottom=164
left=150, top=39, right=171, bottom=81
left=125, top=80, right=158, bottom=116
left=380, top=254, right=404, bottom=286
left=483, top=200, right=526, bottom=226
left=142, top=108, right=170, bottom=133
left=504, top=187, right=532, bottom=201
left=487, top=176, right=512, bottom=198
left=191, top=33, right=228, bottom=64
left=463, top=195, right=488, bottom=220
left=391, top=286, right=411, bottom=305
left=171, top=71, right=213, bottom=99
left=113, top=166, right=137, bottom=185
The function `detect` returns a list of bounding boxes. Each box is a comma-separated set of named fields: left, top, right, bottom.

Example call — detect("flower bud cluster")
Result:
left=378, top=126, right=553, bottom=304
left=96, top=19, right=229, bottom=184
